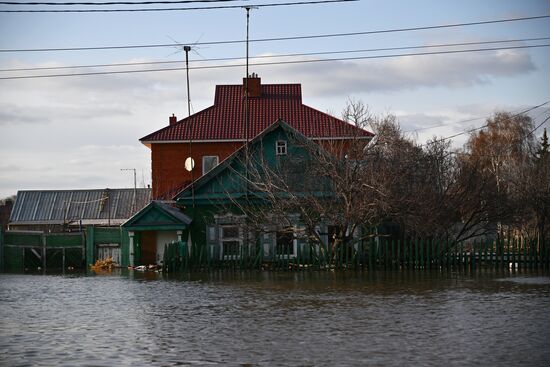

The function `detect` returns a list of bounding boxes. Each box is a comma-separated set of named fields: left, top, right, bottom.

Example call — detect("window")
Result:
left=220, top=225, right=241, bottom=259
left=276, top=227, right=296, bottom=257
left=202, top=155, right=219, bottom=175
left=276, top=140, right=287, bottom=156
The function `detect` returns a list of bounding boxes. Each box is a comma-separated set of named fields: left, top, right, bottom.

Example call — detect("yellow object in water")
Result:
left=90, top=257, right=116, bottom=270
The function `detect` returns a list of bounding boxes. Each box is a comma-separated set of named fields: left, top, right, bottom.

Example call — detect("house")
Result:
left=140, top=75, right=372, bottom=200
left=174, top=119, right=336, bottom=261
left=124, top=75, right=373, bottom=266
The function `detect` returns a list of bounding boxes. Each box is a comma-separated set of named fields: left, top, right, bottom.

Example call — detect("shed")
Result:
left=9, top=188, right=151, bottom=232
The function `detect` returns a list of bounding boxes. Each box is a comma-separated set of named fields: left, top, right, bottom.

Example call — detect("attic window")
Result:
left=202, top=155, right=219, bottom=175
left=276, top=140, right=287, bottom=156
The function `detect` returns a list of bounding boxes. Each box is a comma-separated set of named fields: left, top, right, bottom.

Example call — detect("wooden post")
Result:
left=426, top=239, right=432, bottom=269
left=471, top=240, right=476, bottom=272
left=128, top=231, right=135, bottom=267
left=42, top=234, right=47, bottom=273
left=0, top=228, right=4, bottom=273
left=409, top=238, right=413, bottom=269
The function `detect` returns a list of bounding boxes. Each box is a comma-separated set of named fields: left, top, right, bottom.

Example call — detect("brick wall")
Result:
left=151, top=141, right=243, bottom=199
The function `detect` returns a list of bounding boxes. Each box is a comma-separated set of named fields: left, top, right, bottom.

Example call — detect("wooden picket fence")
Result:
left=162, top=237, right=550, bottom=273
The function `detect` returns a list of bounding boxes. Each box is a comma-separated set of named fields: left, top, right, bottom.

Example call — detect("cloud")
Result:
left=267, top=48, right=536, bottom=96
left=0, top=105, right=51, bottom=125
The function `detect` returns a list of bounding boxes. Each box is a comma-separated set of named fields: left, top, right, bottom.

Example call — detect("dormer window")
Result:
left=276, top=140, right=287, bottom=156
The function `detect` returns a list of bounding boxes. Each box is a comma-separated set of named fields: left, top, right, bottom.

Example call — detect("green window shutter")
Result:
left=262, top=229, right=274, bottom=260
left=206, top=225, right=219, bottom=261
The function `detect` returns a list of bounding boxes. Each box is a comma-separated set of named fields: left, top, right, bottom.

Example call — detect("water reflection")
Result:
left=1, top=270, right=549, bottom=366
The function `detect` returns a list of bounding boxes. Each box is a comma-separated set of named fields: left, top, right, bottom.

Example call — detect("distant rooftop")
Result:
left=10, top=188, right=151, bottom=226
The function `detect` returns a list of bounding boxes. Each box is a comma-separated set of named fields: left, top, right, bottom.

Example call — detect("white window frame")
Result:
left=202, top=155, right=219, bottom=175
left=219, top=224, right=242, bottom=260
left=275, top=226, right=297, bottom=258
left=276, top=140, right=287, bottom=156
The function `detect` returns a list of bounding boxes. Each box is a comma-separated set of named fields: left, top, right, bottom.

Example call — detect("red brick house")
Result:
left=140, top=75, right=373, bottom=200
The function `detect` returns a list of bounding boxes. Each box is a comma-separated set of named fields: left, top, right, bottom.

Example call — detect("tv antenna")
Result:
left=167, top=35, right=205, bottom=116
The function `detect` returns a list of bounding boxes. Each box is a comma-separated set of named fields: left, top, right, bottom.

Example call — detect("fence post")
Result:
left=42, top=233, right=47, bottom=273
left=471, top=240, right=476, bottom=272
left=409, top=238, right=413, bottom=269
left=426, top=239, right=433, bottom=270
left=0, top=228, right=4, bottom=273
left=437, top=239, right=441, bottom=269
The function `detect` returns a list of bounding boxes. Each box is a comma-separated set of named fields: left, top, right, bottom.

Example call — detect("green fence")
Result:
left=162, top=236, right=550, bottom=273
left=0, top=227, right=128, bottom=272
left=0, top=230, right=85, bottom=272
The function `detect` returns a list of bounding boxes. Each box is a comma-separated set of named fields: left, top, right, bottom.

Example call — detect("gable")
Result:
left=175, top=120, right=333, bottom=205
left=122, top=201, right=191, bottom=231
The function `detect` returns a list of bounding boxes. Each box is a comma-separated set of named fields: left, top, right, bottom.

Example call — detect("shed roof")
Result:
left=140, top=83, right=373, bottom=144
left=10, top=188, right=151, bottom=226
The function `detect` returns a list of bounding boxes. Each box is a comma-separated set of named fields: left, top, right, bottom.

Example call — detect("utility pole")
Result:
left=121, top=168, right=137, bottom=213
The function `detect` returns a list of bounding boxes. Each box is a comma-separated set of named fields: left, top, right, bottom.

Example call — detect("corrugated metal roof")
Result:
left=10, top=188, right=151, bottom=225
left=140, top=84, right=373, bottom=143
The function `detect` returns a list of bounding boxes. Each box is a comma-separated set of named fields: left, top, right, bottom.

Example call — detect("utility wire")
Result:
left=529, top=115, right=550, bottom=135
left=1, top=43, right=549, bottom=80
left=425, top=101, right=550, bottom=145
left=2, top=36, right=548, bottom=73
left=1, top=14, right=548, bottom=52
left=446, top=112, right=550, bottom=157
left=0, top=0, right=246, bottom=5
left=405, top=100, right=550, bottom=134
left=0, top=0, right=356, bottom=12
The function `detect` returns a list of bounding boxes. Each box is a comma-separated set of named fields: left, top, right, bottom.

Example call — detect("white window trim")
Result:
left=275, top=226, right=297, bottom=258
left=202, top=155, right=219, bottom=175
left=219, top=224, right=242, bottom=260
left=276, top=140, right=287, bottom=156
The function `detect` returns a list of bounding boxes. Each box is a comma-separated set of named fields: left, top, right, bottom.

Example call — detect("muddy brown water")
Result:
left=1, top=270, right=549, bottom=366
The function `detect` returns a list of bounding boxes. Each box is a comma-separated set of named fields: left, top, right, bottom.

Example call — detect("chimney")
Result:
left=243, top=73, right=261, bottom=98
left=169, top=114, right=177, bottom=126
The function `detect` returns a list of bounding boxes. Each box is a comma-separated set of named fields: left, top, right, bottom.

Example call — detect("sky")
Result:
left=1, top=0, right=549, bottom=198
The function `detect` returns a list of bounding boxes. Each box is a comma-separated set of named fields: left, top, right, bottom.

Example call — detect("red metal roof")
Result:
left=140, top=83, right=373, bottom=143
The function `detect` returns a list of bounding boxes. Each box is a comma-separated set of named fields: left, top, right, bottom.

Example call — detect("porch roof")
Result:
left=122, top=201, right=192, bottom=231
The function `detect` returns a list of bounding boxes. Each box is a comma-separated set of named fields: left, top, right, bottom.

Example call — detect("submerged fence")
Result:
left=0, top=228, right=127, bottom=272
left=162, top=237, right=550, bottom=273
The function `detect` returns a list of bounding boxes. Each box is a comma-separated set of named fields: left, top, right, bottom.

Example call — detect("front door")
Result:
left=140, top=231, right=157, bottom=266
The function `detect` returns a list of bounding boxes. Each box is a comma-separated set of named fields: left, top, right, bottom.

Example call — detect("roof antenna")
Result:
left=184, top=45, right=195, bottom=207
left=243, top=5, right=257, bottom=198
left=184, top=45, right=192, bottom=118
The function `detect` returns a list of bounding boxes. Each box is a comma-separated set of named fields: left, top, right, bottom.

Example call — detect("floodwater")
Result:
left=1, top=270, right=549, bottom=367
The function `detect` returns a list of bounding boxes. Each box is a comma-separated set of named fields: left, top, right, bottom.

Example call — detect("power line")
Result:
left=529, top=115, right=550, bottom=135
left=425, top=101, right=550, bottom=145
left=404, top=116, right=488, bottom=134
left=0, top=0, right=246, bottom=4
left=1, top=14, right=549, bottom=52
left=1, top=43, right=549, bottom=80
left=445, top=112, right=550, bottom=157
left=3, top=36, right=548, bottom=73
left=404, top=99, right=550, bottom=134
left=0, top=0, right=356, bottom=12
